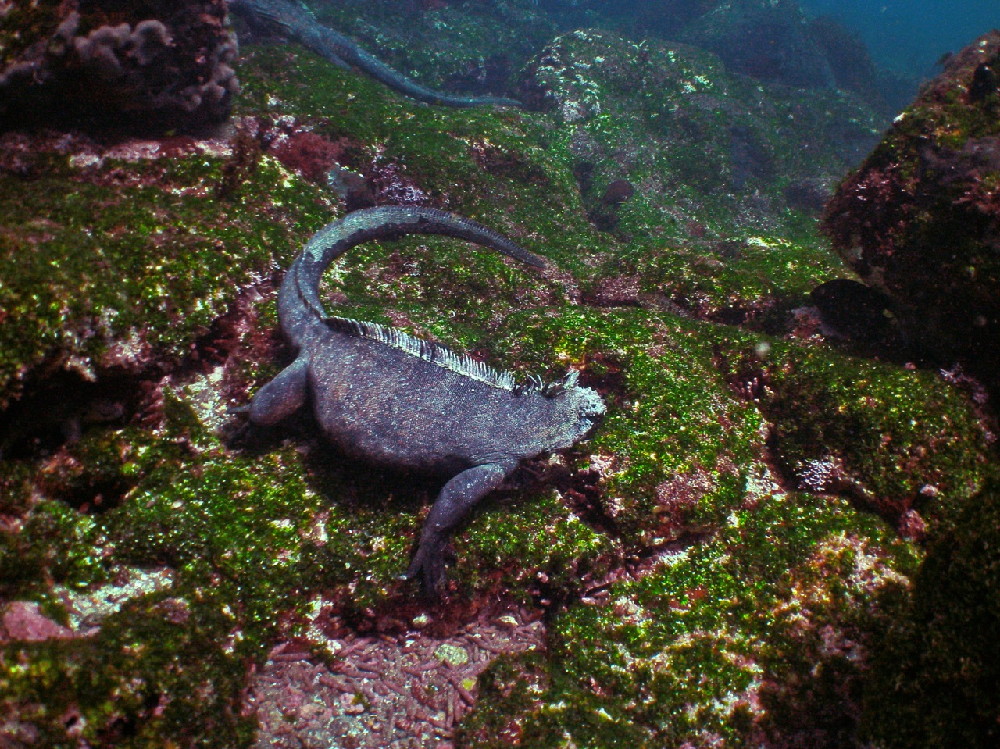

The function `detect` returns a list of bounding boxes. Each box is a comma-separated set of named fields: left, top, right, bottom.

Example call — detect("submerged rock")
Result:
left=527, top=27, right=882, bottom=245
left=809, top=278, right=896, bottom=342
left=824, top=31, right=1000, bottom=395
left=679, top=0, right=836, bottom=89
left=0, top=0, right=239, bottom=133
left=862, top=476, right=1000, bottom=748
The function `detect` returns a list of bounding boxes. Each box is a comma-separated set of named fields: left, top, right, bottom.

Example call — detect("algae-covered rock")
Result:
left=679, top=0, right=835, bottom=89
left=861, top=475, right=1000, bottom=747
left=824, top=31, right=1000, bottom=395
left=756, top=343, right=990, bottom=530
left=0, top=135, right=334, bottom=411
left=0, top=4, right=996, bottom=746
left=508, top=22, right=891, bottom=358
left=458, top=488, right=921, bottom=746
left=0, top=0, right=238, bottom=132
left=246, top=0, right=555, bottom=100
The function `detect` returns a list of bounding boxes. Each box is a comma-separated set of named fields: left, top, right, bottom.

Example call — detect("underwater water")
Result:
left=800, top=0, right=999, bottom=75
left=1, top=0, right=999, bottom=746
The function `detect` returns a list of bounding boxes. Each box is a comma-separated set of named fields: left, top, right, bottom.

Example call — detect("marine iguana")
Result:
left=229, top=0, right=523, bottom=108
left=249, top=206, right=605, bottom=594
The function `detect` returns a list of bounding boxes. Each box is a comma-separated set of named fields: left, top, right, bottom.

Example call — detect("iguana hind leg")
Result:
left=405, top=461, right=514, bottom=596
left=249, top=355, right=309, bottom=426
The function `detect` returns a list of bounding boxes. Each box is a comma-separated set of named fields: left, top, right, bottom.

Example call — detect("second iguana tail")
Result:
left=230, top=0, right=524, bottom=108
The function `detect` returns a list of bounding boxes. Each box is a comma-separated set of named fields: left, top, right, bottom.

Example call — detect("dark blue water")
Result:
left=799, top=0, right=998, bottom=76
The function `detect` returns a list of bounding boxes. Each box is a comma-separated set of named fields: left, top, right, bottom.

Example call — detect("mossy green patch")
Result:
left=0, top=154, right=334, bottom=408
left=320, top=231, right=559, bottom=351
left=605, top=234, right=850, bottom=320
left=759, top=342, right=991, bottom=523
left=460, top=490, right=919, bottom=746
left=458, top=489, right=616, bottom=602
left=0, top=499, right=106, bottom=600
left=2, top=389, right=357, bottom=744
left=494, top=308, right=765, bottom=544
left=1, top=596, right=257, bottom=746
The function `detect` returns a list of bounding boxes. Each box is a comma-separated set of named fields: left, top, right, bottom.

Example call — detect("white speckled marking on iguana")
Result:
left=229, top=0, right=524, bottom=108
left=249, top=206, right=606, bottom=594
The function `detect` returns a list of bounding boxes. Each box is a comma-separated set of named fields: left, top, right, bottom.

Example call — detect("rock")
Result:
left=528, top=28, right=883, bottom=246
left=809, top=278, right=896, bottom=342
left=0, top=0, right=239, bottom=133
left=806, top=15, right=886, bottom=111
left=0, top=601, right=74, bottom=641
left=784, top=175, right=835, bottom=214
left=679, top=0, right=835, bottom=89
left=863, top=477, right=1000, bottom=747
left=823, top=31, right=1000, bottom=394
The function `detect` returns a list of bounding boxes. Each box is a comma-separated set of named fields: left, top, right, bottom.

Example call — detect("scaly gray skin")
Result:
left=249, top=206, right=605, bottom=594
left=229, top=0, right=524, bottom=108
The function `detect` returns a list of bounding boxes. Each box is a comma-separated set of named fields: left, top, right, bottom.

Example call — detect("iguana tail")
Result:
left=280, top=205, right=546, bottom=344
left=230, top=0, right=523, bottom=108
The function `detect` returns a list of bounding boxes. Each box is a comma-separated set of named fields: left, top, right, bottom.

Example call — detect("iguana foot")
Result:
left=404, top=536, right=449, bottom=597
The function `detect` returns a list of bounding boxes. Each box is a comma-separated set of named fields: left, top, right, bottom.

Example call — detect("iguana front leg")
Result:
left=405, top=461, right=515, bottom=595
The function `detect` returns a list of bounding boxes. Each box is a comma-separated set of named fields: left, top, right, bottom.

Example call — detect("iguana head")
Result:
left=542, top=370, right=607, bottom=449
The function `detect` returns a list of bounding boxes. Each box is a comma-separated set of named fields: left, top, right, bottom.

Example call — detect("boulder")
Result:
left=0, top=0, right=238, bottom=133
left=680, top=0, right=835, bottom=89
left=823, top=31, right=1000, bottom=394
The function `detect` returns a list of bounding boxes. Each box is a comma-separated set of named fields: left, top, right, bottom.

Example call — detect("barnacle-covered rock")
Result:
left=0, top=0, right=239, bottom=132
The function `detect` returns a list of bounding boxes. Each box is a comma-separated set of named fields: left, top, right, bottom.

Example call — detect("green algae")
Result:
left=1, top=597, right=258, bottom=745
left=0, top=154, right=334, bottom=409
left=321, top=232, right=560, bottom=351
left=233, top=29, right=871, bottom=310
left=458, top=489, right=616, bottom=602
left=0, top=499, right=106, bottom=600
left=304, top=0, right=553, bottom=92
left=459, top=489, right=920, bottom=746
left=758, top=343, right=991, bottom=524
left=457, top=316, right=989, bottom=744
left=603, top=233, right=851, bottom=321
left=2, top=390, right=353, bottom=744
left=235, top=44, right=603, bottom=273
left=491, top=307, right=766, bottom=544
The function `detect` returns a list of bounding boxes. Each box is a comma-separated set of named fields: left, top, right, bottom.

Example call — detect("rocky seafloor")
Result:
left=0, top=1, right=997, bottom=746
